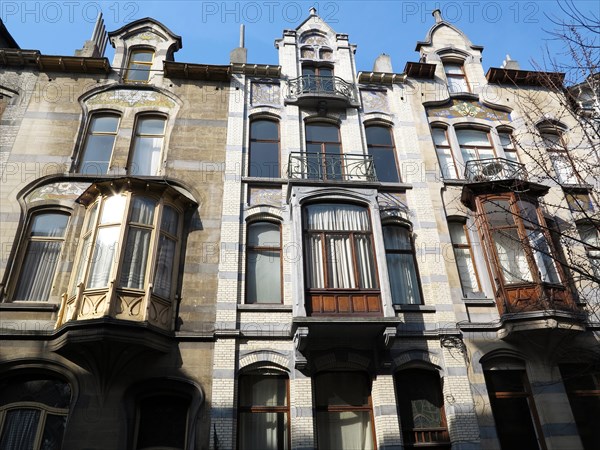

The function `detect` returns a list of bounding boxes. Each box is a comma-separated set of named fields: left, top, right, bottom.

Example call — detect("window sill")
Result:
left=393, top=304, right=436, bottom=313
left=238, top=304, right=292, bottom=312
left=463, top=298, right=496, bottom=306
left=0, top=302, right=59, bottom=312
left=242, top=177, right=287, bottom=185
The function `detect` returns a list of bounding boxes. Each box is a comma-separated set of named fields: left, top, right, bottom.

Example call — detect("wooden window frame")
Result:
left=128, top=114, right=167, bottom=176
left=237, top=371, right=291, bottom=450
left=455, top=128, right=496, bottom=164
left=383, top=223, right=423, bottom=305
left=497, top=130, right=520, bottom=163
left=432, top=126, right=459, bottom=179
left=443, top=61, right=471, bottom=94
left=77, top=112, right=121, bottom=174
left=365, top=124, right=401, bottom=183
left=245, top=221, right=283, bottom=304
left=125, top=48, right=155, bottom=83
left=305, top=122, right=343, bottom=180
left=448, top=220, right=482, bottom=296
left=541, top=130, right=579, bottom=185
left=248, top=119, right=281, bottom=178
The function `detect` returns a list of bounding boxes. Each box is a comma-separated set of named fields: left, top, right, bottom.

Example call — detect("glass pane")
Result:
left=88, top=226, right=120, bottom=289
left=326, top=235, right=356, bottom=289
left=248, top=223, right=280, bottom=247
left=71, top=234, right=90, bottom=294
left=493, top=229, right=533, bottom=283
left=386, top=253, right=422, bottom=305
left=40, top=414, right=67, bottom=450
left=154, top=235, right=176, bottom=298
left=383, top=226, right=411, bottom=251
left=126, top=63, right=151, bottom=81
left=444, top=63, right=463, bottom=75
left=319, top=67, right=333, bottom=77
left=80, top=134, right=114, bottom=174
left=120, top=228, right=151, bottom=289
left=90, top=115, right=119, bottom=133
left=449, top=222, right=468, bottom=245
left=161, top=206, right=179, bottom=235
left=239, top=412, right=288, bottom=450
left=578, top=224, right=600, bottom=247
left=100, top=195, right=126, bottom=224
left=302, top=66, right=316, bottom=76
left=251, top=120, right=278, bottom=140
left=239, top=375, right=287, bottom=407
left=366, top=126, right=393, bottom=146
left=456, top=129, right=490, bottom=146
left=483, top=200, right=513, bottom=228
left=489, top=397, right=541, bottom=449
left=435, top=147, right=456, bottom=179
left=137, top=117, right=165, bottom=135
left=527, top=229, right=560, bottom=283
left=132, top=50, right=153, bottom=62
left=85, top=203, right=99, bottom=234
left=0, top=409, right=39, bottom=450
left=485, top=370, right=525, bottom=393
left=499, top=132, right=513, bottom=149
left=14, top=241, right=62, bottom=301
left=306, top=234, right=324, bottom=289
left=136, top=396, right=188, bottom=450
left=448, top=77, right=469, bottom=93
left=249, top=142, right=279, bottom=178
left=0, top=376, right=71, bottom=407
left=306, top=124, right=339, bottom=143
left=396, top=370, right=444, bottom=430
left=305, top=204, right=370, bottom=231
left=315, top=372, right=370, bottom=407
left=504, top=150, right=519, bottom=163
left=247, top=250, right=281, bottom=303
left=316, top=411, right=374, bottom=450
left=550, top=153, right=577, bottom=184
left=30, top=213, right=68, bottom=237
left=542, top=133, right=561, bottom=148
left=354, top=235, right=377, bottom=289
left=455, top=247, right=480, bottom=292
left=369, top=147, right=399, bottom=183
left=130, top=197, right=156, bottom=225
left=432, top=128, right=449, bottom=146
left=130, top=136, right=164, bottom=175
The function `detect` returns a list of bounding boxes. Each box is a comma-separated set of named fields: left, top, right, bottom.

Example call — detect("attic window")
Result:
left=125, top=49, right=154, bottom=83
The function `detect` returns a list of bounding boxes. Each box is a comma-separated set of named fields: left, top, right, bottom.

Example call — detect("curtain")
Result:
left=316, top=411, right=373, bottom=450
left=493, top=230, right=533, bottom=283
left=307, top=235, right=325, bottom=288
left=131, top=136, right=163, bottom=176
left=355, top=235, right=376, bottom=289
left=384, top=227, right=421, bottom=304
left=154, top=235, right=176, bottom=298
left=0, top=409, right=39, bottom=450
left=88, top=226, right=120, bottom=289
left=14, top=242, right=62, bottom=301
left=306, top=204, right=370, bottom=232
left=119, top=228, right=151, bottom=289
left=527, top=230, right=560, bottom=283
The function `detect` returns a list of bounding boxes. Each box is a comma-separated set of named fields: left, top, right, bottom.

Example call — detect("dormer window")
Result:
left=443, top=61, right=469, bottom=93
left=125, top=49, right=154, bottom=83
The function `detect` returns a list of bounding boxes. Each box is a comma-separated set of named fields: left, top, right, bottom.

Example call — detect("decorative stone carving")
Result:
left=248, top=187, right=281, bottom=206
left=427, top=100, right=511, bottom=121
left=28, top=182, right=90, bottom=202
left=251, top=82, right=280, bottom=105
left=87, top=89, right=176, bottom=108
left=361, top=90, right=389, bottom=113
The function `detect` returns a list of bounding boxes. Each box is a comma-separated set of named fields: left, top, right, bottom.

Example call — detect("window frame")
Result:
left=448, top=220, right=483, bottom=296
left=248, top=119, right=281, bottom=178
left=497, top=129, right=520, bottom=163
left=11, top=210, right=70, bottom=302
left=383, top=223, right=423, bottom=305
left=443, top=60, right=470, bottom=94
left=128, top=114, right=167, bottom=176
left=125, top=48, right=155, bottom=83
left=432, top=126, right=459, bottom=179
left=245, top=221, right=283, bottom=304
left=304, top=122, right=343, bottom=180
left=540, top=130, right=579, bottom=185
left=237, top=370, right=291, bottom=450
left=455, top=127, right=496, bottom=164
left=77, top=111, right=121, bottom=175
left=365, top=124, right=400, bottom=183
left=577, top=222, right=600, bottom=278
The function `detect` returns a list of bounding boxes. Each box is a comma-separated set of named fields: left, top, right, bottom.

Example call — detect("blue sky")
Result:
left=1, top=1, right=597, bottom=73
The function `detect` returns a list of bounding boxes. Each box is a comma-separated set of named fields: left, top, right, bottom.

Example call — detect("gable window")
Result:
left=577, top=223, right=600, bottom=277
left=485, top=368, right=545, bottom=450
left=383, top=224, right=422, bottom=305
left=78, top=113, right=120, bottom=175
left=305, top=123, right=342, bottom=180
left=249, top=120, right=280, bottom=178
left=314, top=372, right=375, bottom=450
left=238, top=371, right=289, bottom=450
left=541, top=131, right=578, bottom=185
left=395, top=369, right=450, bottom=449
left=246, top=222, right=282, bottom=304
left=13, top=212, right=69, bottom=301
left=559, top=364, right=600, bottom=450
left=135, top=394, right=189, bottom=450
left=129, top=116, right=166, bottom=176
left=448, top=221, right=481, bottom=296
left=432, top=127, right=457, bottom=179
left=498, top=131, right=519, bottom=163
left=0, top=374, right=71, bottom=450
left=443, top=61, right=469, bottom=94
left=366, top=125, right=400, bottom=183
left=125, top=49, right=154, bottom=83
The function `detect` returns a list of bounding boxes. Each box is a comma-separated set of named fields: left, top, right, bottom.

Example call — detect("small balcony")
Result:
left=285, top=75, right=359, bottom=108
left=464, top=157, right=527, bottom=183
left=288, top=152, right=376, bottom=182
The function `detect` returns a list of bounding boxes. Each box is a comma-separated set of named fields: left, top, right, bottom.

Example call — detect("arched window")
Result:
left=129, top=115, right=166, bottom=176
left=314, top=371, right=375, bottom=449
left=246, top=221, right=282, bottom=304
left=0, top=374, right=71, bottom=450
left=443, top=60, right=469, bottom=93
left=249, top=120, right=280, bottom=178
left=13, top=211, right=69, bottom=301
left=238, top=370, right=290, bottom=449
left=365, top=125, right=400, bottom=183
left=432, top=126, right=457, bottom=179
left=383, top=224, right=422, bottom=305
left=305, top=123, right=341, bottom=180
left=78, top=113, right=120, bottom=175
left=448, top=220, right=481, bottom=296
left=395, top=369, right=450, bottom=449
left=125, top=49, right=154, bottom=83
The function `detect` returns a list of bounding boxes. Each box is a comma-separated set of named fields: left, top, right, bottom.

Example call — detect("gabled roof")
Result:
left=415, top=20, right=483, bottom=53
left=108, top=17, right=182, bottom=50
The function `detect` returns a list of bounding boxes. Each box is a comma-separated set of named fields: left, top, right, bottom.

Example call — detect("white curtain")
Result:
left=306, top=204, right=370, bottom=232
left=528, top=230, right=560, bottom=283
left=0, top=409, right=39, bottom=450
left=316, top=411, right=374, bottom=450
left=120, top=228, right=151, bottom=289
left=493, top=230, right=533, bottom=283
left=326, top=235, right=356, bottom=288
left=131, top=136, right=163, bottom=176
left=88, top=226, right=120, bottom=289
left=307, top=235, right=325, bottom=288
left=154, top=235, right=176, bottom=298
left=449, top=223, right=479, bottom=293
left=384, top=227, right=422, bottom=304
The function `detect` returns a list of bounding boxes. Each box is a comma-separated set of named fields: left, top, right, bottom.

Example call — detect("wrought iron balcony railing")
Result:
left=286, top=75, right=358, bottom=105
left=288, top=152, right=377, bottom=182
left=464, top=157, right=528, bottom=183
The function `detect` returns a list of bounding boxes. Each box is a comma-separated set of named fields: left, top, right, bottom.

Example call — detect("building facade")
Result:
left=1, top=8, right=598, bottom=450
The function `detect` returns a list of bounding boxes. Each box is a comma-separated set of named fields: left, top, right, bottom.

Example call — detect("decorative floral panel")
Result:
left=427, top=100, right=511, bottom=122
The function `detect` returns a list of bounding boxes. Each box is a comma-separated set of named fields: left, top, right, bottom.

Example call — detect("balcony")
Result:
left=464, top=157, right=527, bottom=183
left=285, top=75, right=359, bottom=108
left=288, top=152, right=376, bottom=182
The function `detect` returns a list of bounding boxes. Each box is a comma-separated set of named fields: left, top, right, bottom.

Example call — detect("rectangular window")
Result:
left=448, top=221, right=481, bottom=295
left=444, top=62, right=469, bottom=93
left=13, top=212, right=69, bottom=301
left=432, top=127, right=457, bottom=179
left=498, top=131, right=519, bottom=163
left=315, top=372, right=374, bottom=450
left=485, top=369, right=545, bottom=450
left=366, top=125, right=400, bottom=183
left=125, top=49, right=154, bottom=83
left=542, top=132, right=578, bottom=185
left=238, top=372, right=289, bottom=450
left=456, top=129, right=495, bottom=165
left=246, top=222, right=282, bottom=304
left=130, top=116, right=166, bottom=176
left=577, top=223, right=600, bottom=278
left=249, top=120, right=280, bottom=178
left=305, top=123, right=342, bottom=180
left=78, top=114, right=120, bottom=175
left=383, top=225, right=422, bottom=304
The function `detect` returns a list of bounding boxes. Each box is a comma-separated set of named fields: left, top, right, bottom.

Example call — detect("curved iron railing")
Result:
left=464, top=157, right=527, bottom=183
left=286, top=75, right=358, bottom=103
left=288, top=152, right=376, bottom=182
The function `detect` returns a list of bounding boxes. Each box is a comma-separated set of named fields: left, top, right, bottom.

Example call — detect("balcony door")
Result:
left=302, top=66, right=334, bottom=93
left=305, top=123, right=342, bottom=180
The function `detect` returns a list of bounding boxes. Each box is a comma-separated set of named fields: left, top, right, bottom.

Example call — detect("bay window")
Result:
left=238, top=371, right=289, bottom=450
left=314, top=372, right=375, bottom=450
left=13, top=212, right=69, bottom=301
left=129, top=115, right=166, bottom=176
left=366, top=125, right=400, bottom=183
left=383, top=225, right=422, bottom=305
left=78, top=113, right=120, bottom=175
left=246, top=222, right=282, bottom=304
left=0, top=375, right=71, bottom=450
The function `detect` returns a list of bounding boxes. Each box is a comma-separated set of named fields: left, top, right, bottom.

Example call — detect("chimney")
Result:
left=373, top=53, right=393, bottom=73
left=432, top=9, right=443, bottom=23
left=309, top=7, right=317, bottom=16
left=501, top=54, right=521, bottom=70
left=74, top=13, right=108, bottom=57
left=230, top=24, right=248, bottom=64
